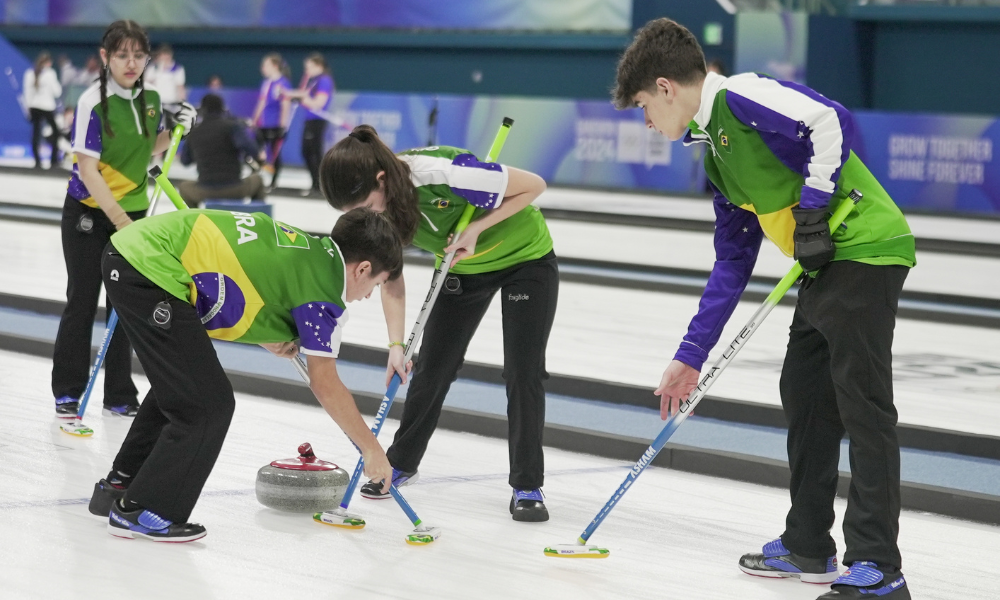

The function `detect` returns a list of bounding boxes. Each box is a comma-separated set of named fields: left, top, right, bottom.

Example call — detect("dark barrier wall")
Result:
left=805, top=15, right=874, bottom=111
left=839, top=5, right=1000, bottom=116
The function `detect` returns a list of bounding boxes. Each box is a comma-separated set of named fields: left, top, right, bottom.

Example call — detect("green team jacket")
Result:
left=673, top=72, right=915, bottom=372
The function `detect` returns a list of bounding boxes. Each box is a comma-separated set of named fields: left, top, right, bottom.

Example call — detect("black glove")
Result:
left=792, top=206, right=835, bottom=271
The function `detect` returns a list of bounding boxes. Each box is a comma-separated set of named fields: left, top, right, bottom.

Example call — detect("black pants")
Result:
left=387, top=252, right=559, bottom=489
left=256, top=127, right=284, bottom=187
left=29, top=107, right=61, bottom=168
left=103, top=247, right=235, bottom=523
left=301, top=119, right=327, bottom=192
left=779, top=261, right=909, bottom=570
left=51, top=196, right=144, bottom=407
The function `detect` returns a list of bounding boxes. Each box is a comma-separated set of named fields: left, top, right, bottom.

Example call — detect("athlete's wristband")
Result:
left=388, top=341, right=405, bottom=350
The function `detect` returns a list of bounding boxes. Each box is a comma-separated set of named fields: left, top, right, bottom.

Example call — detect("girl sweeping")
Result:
left=51, top=20, right=194, bottom=418
left=321, top=125, right=558, bottom=522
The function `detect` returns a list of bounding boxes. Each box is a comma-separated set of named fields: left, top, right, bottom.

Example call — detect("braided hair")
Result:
left=99, top=20, right=152, bottom=139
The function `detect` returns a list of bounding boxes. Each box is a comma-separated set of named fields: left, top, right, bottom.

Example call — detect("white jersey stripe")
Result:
left=725, top=75, right=845, bottom=197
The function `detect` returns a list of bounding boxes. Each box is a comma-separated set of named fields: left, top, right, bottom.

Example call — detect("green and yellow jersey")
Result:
left=67, top=78, right=163, bottom=212
left=111, top=209, right=349, bottom=357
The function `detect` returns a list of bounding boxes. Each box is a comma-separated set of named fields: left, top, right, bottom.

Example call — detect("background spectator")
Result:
left=177, top=93, right=265, bottom=207
left=207, top=74, right=223, bottom=91
left=23, top=51, right=64, bottom=169
left=57, top=54, right=101, bottom=141
left=146, top=43, right=187, bottom=112
left=282, top=52, right=333, bottom=196
left=251, top=53, right=291, bottom=191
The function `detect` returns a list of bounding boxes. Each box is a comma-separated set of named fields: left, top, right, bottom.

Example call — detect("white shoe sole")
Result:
left=108, top=523, right=207, bottom=543
left=360, top=472, right=419, bottom=499
left=739, top=564, right=839, bottom=584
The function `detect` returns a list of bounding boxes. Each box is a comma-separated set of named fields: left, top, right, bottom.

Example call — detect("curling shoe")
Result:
left=360, top=469, right=418, bottom=499
left=54, top=396, right=79, bottom=419
left=739, top=538, right=839, bottom=584
left=510, top=488, right=549, bottom=522
left=88, top=473, right=129, bottom=516
left=108, top=500, right=207, bottom=543
left=817, top=562, right=910, bottom=600
left=102, top=404, right=139, bottom=417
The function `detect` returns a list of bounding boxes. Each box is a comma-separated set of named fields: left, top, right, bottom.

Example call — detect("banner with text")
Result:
left=854, top=111, right=1000, bottom=214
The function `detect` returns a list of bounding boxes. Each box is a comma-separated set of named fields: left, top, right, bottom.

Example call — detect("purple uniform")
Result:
left=256, top=76, right=290, bottom=128
left=302, top=74, right=334, bottom=121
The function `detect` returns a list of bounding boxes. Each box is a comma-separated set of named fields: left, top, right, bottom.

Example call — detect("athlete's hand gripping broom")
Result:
left=544, top=190, right=863, bottom=559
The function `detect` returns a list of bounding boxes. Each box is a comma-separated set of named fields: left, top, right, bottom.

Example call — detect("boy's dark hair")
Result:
left=320, top=124, right=420, bottom=246
left=612, top=18, right=707, bottom=110
left=330, top=208, right=404, bottom=281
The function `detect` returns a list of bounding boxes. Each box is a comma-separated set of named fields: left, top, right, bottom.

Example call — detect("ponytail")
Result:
left=320, top=124, right=420, bottom=246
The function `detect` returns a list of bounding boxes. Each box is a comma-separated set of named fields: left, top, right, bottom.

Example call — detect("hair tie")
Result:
left=348, top=130, right=363, bottom=141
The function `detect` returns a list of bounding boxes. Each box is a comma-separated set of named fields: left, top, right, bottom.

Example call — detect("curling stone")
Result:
left=255, top=443, right=349, bottom=512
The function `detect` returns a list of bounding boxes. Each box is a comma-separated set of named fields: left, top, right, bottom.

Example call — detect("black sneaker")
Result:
left=88, top=478, right=127, bottom=517
left=55, top=396, right=79, bottom=419
left=509, top=488, right=549, bottom=522
left=102, top=404, right=140, bottom=417
left=817, top=562, right=910, bottom=599
left=360, top=469, right=418, bottom=499
left=108, top=500, right=207, bottom=543
left=739, top=538, right=839, bottom=584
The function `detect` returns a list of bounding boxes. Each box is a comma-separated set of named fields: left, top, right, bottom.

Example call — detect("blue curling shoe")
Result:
left=54, top=396, right=79, bottom=418
left=108, top=500, right=206, bottom=543
left=739, top=538, right=839, bottom=584
left=817, top=562, right=910, bottom=599
left=510, top=488, right=548, bottom=522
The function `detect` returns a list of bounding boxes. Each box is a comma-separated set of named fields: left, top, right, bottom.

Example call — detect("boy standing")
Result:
left=88, top=208, right=398, bottom=542
left=614, top=19, right=914, bottom=600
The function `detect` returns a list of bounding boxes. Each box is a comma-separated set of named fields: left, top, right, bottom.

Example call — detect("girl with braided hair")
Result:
left=51, top=20, right=195, bottom=419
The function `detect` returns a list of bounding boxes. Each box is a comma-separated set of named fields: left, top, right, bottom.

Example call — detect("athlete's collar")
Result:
left=107, top=76, right=142, bottom=100
left=691, top=72, right=728, bottom=133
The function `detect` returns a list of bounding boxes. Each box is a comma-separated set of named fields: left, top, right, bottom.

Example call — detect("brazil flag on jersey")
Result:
left=111, top=209, right=349, bottom=357
left=398, top=145, right=553, bottom=275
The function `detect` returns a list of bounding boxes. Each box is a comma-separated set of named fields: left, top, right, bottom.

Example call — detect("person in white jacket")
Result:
left=23, top=51, right=64, bottom=169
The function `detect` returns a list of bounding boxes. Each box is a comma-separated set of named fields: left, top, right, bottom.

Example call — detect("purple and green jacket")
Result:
left=675, top=72, right=915, bottom=371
